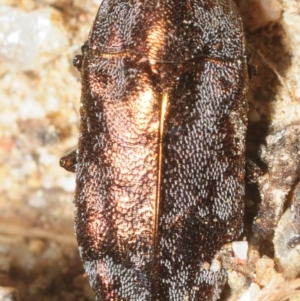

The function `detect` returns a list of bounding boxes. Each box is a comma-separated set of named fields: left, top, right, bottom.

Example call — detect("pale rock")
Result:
left=0, top=5, right=68, bottom=71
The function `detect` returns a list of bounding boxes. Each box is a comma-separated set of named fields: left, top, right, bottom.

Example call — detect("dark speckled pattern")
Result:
left=71, top=0, right=248, bottom=300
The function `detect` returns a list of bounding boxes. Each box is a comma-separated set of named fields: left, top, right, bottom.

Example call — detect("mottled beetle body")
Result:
left=67, top=0, right=248, bottom=300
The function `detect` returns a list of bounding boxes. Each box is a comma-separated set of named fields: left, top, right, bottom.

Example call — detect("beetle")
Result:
left=60, top=0, right=248, bottom=300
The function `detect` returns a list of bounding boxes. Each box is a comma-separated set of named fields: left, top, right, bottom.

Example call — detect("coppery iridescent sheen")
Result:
left=61, top=0, right=249, bottom=300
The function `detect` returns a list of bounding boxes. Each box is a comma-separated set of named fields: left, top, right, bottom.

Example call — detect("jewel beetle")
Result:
left=61, top=0, right=249, bottom=300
